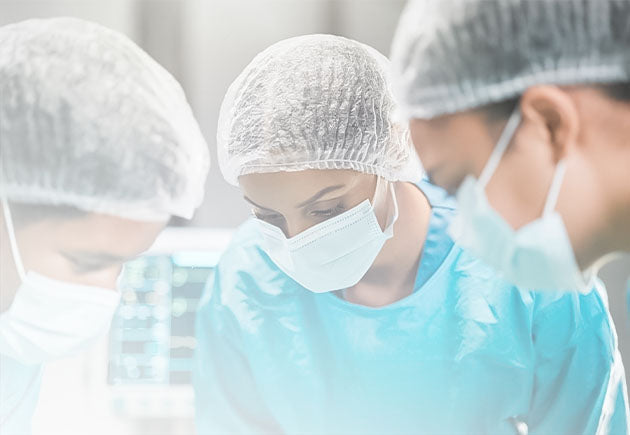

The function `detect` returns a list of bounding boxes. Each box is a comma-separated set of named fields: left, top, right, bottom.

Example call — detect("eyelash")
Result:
left=253, top=203, right=346, bottom=224
left=308, top=204, right=345, bottom=218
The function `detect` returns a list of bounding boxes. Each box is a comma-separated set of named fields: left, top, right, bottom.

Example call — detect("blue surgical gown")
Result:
left=195, top=180, right=629, bottom=434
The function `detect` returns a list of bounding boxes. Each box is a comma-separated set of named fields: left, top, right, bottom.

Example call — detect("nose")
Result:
left=283, top=220, right=313, bottom=239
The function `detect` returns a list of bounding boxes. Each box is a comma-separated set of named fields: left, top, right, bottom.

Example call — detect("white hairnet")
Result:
left=391, top=0, right=630, bottom=119
left=217, top=34, right=422, bottom=186
left=0, top=17, right=210, bottom=221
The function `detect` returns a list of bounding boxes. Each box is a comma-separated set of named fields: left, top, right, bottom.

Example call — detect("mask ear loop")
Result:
left=542, top=159, right=568, bottom=217
left=1, top=196, right=26, bottom=281
left=383, top=182, right=399, bottom=237
left=478, top=108, right=522, bottom=189
left=370, top=175, right=384, bottom=207
left=369, top=175, right=399, bottom=235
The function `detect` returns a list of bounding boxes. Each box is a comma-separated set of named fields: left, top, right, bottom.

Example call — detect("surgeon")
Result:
left=390, top=0, right=630, bottom=292
left=0, top=18, right=209, bottom=434
left=194, top=35, right=628, bottom=434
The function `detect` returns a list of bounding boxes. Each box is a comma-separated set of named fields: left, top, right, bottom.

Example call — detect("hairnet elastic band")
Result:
left=397, top=64, right=629, bottom=120
left=1, top=187, right=173, bottom=222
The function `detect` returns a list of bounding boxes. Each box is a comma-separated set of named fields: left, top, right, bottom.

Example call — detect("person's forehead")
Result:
left=240, top=170, right=371, bottom=209
left=242, top=170, right=364, bottom=190
left=23, top=213, right=165, bottom=256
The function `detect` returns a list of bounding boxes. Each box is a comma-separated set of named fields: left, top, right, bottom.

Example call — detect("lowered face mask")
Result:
left=255, top=177, right=399, bottom=293
left=448, top=108, right=592, bottom=292
left=0, top=197, right=121, bottom=365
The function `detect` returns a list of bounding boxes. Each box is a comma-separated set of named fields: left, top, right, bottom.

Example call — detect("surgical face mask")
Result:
left=255, top=177, right=399, bottom=293
left=449, top=109, right=591, bottom=291
left=0, top=198, right=121, bottom=365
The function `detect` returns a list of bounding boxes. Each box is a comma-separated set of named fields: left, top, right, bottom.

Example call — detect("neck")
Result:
left=561, top=154, right=630, bottom=269
left=341, top=182, right=431, bottom=307
left=574, top=201, right=630, bottom=270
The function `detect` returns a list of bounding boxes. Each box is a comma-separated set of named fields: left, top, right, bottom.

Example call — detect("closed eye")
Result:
left=60, top=251, right=127, bottom=274
left=307, top=204, right=346, bottom=218
left=72, top=262, right=111, bottom=274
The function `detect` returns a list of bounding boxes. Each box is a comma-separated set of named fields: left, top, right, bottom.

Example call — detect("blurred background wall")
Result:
left=1, top=2, right=628, bottom=433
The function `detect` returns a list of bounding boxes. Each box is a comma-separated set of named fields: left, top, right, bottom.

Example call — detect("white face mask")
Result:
left=0, top=198, right=121, bottom=365
left=449, top=108, right=591, bottom=291
left=255, top=177, right=399, bottom=293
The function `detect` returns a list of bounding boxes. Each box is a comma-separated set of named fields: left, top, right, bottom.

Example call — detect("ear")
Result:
left=519, top=85, right=580, bottom=163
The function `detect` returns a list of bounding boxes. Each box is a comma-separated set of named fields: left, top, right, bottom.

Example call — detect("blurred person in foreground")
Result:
left=0, top=17, right=209, bottom=435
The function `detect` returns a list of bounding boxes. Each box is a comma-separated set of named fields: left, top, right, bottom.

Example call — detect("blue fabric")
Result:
left=194, top=180, right=629, bottom=435
left=412, top=181, right=455, bottom=289
left=0, top=355, right=42, bottom=435
left=610, top=380, right=630, bottom=435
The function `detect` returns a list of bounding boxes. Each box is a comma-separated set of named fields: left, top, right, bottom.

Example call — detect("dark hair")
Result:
left=477, top=97, right=520, bottom=122
left=478, top=80, right=630, bottom=121
left=600, top=81, right=630, bottom=102
left=8, top=202, right=85, bottom=229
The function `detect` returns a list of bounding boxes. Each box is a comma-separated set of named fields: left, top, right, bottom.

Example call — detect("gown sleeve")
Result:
left=193, top=269, right=283, bottom=435
left=527, top=281, right=629, bottom=434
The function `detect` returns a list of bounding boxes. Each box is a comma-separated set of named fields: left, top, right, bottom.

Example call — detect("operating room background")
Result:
left=1, top=0, right=628, bottom=433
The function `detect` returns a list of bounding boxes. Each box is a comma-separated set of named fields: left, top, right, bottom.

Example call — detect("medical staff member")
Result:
left=0, top=18, right=209, bottom=434
left=390, top=0, right=630, bottom=293
left=194, top=35, right=628, bottom=434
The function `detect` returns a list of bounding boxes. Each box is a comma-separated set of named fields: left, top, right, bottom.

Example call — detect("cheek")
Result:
left=409, top=122, right=440, bottom=166
left=17, top=232, right=75, bottom=281
left=410, top=121, right=487, bottom=191
left=485, top=146, right=556, bottom=229
left=70, top=264, right=123, bottom=290
left=21, top=244, right=122, bottom=290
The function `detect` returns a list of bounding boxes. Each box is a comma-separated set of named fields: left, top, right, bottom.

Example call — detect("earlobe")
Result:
left=519, top=85, right=580, bottom=163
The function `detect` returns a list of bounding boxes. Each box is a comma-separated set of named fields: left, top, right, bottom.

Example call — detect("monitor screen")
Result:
left=108, top=252, right=217, bottom=386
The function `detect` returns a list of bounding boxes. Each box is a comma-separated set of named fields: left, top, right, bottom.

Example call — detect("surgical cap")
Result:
left=390, top=0, right=630, bottom=119
left=217, top=34, right=422, bottom=185
left=0, top=18, right=210, bottom=221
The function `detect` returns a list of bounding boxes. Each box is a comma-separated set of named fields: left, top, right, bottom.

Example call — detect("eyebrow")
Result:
left=243, top=196, right=275, bottom=211
left=296, top=185, right=345, bottom=208
left=243, top=184, right=346, bottom=212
